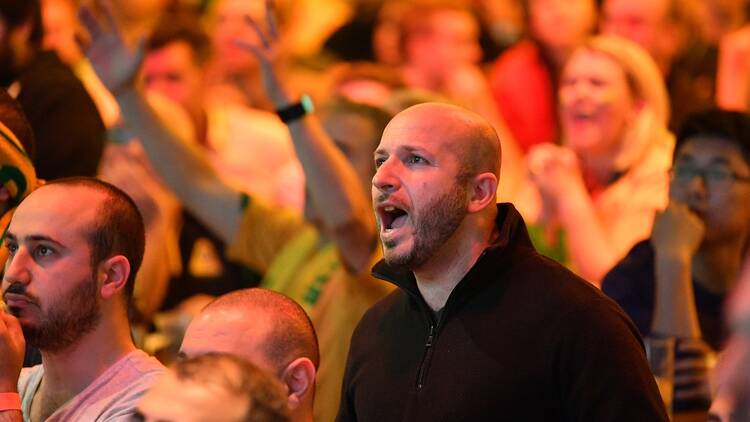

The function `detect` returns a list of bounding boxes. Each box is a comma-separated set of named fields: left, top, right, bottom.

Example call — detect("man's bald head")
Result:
left=181, top=289, right=319, bottom=375
left=387, top=103, right=501, bottom=181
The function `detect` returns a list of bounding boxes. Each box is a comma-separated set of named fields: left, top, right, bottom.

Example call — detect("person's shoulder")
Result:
left=122, top=349, right=167, bottom=377
left=601, top=239, right=655, bottom=297
left=508, top=249, right=603, bottom=306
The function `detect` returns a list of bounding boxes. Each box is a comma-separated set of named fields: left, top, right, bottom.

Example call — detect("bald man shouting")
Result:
left=337, top=103, right=668, bottom=421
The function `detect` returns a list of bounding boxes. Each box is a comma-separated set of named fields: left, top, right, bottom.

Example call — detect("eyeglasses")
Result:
left=670, top=164, right=750, bottom=190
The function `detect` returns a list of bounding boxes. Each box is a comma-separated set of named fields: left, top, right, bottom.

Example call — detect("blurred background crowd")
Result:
left=4, top=0, right=750, bottom=420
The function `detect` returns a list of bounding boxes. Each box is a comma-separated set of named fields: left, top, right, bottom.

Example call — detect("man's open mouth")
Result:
left=379, top=205, right=409, bottom=232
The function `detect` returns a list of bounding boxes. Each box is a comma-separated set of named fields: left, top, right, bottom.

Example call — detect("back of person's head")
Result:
left=203, top=288, right=320, bottom=373
left=45, top=177, right=145, bottom=304
left=146, top=11, right=212, bottom=65
left=0, top=89, right=36, bottom=209
left=0, top=89, right=34, bottom=160
left=327, top=61, right=406, bottom=107
left=0, top=0, right=43, bottom=48
left=320, top=98, right=393, bottom=189
left=676, top=108, right=750, bottom=165
left=323, top=98, right=392, bottom=149
left=142, top=352, right=290, bottom=422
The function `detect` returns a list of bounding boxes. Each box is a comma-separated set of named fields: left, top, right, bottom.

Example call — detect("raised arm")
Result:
left=79, top=2, right=244, bottom=244
left=232, top=5, right=377, bottom=270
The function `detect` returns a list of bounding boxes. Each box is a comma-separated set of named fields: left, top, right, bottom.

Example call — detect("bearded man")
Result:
left=337, top=103, right=669, bottom=421
left=0, top=177, right=164, bottom=421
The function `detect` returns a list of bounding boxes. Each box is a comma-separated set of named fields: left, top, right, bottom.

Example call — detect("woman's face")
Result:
left=559, top=49, right=637, bottom=156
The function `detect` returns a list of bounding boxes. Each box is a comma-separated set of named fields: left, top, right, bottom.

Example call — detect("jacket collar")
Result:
left=372, top=203, right=535, bottom=311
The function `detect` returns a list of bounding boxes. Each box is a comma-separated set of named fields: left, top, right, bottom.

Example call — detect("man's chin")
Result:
left=383, top=245, right=419, bottom=269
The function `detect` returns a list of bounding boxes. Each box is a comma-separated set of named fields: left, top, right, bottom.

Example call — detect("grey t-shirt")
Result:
left=18, top=349, right=164, bottom=421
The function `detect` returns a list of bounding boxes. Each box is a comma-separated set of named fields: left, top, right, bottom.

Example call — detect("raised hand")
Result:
left=0, top=312, right=24, bottom=392
left=232, top=0, right=291, bottom=106
left=78, top=0, right=144, bottom=95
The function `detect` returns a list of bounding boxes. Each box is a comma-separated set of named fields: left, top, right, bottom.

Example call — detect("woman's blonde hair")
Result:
left=566, top=35, right=673, bottom=171
left=581, top=34, right=670, bottom=125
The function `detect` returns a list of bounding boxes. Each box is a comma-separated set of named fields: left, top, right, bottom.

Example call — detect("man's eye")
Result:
left=35, top=246, right=54, bottom=257
left=374, top=157, right=386, bottom=168
left=706, top=167, right=732, bottom=181
left=407, top=155, right=425, bottom=165
left=5, top=243, right=17, bottom=254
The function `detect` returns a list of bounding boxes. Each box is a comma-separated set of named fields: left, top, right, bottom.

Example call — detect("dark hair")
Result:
left=675, top=108, right=750, bottom=165
left=205, top=289, right=320, bottom=372
left=0, top=88, right=35, bottom=160
left=324, top=98, right=393, bottom=143
left=0, top=0, right=43, bottom=48
left=45, top=177, right=145, bottom=302
left=146, top=12, right=212, bottom=65
left=173, top=352, right=290, bottom=422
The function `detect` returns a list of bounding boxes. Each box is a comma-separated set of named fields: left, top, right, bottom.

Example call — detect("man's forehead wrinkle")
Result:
left=385, top=116, right=472, bottom=152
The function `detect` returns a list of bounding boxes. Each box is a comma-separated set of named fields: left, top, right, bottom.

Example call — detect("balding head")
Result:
left=373, top=103, right=501, bottom=270
left=387, top=103, right=501, bottom=180
left=181, top=288, right=319, bottom=374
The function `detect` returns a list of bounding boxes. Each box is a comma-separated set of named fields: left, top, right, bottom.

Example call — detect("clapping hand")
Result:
left=527, top=143, right=586, bottom=213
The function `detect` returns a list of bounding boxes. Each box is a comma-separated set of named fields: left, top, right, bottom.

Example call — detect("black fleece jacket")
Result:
left=337, top=204, right=668, bottom=422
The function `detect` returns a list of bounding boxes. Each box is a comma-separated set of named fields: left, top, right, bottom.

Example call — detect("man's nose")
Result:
left=3, top=247, right=32, bottom=287
left=372, top=158, right=400, bottom=193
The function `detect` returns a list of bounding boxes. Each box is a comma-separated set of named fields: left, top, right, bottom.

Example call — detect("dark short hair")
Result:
left=45, top=177, right=145, bottom=303
left=205, top=289, right=320, bottom=372
left=0, top=0, right=43, bottom=48
left=675, top=108, right=750, bottom=166
left=146, top=12, right=212, bottom=65
left=173, top=352, right=290, bottom=422
left=323, top=97, right=392, bottom=150
left=0, top=88, right=35, bottom=160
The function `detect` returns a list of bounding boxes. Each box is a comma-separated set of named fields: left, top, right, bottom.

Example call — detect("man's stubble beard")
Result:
left=382, top=183, right=469, bottom=270
left=22, top=273, right=102, bottom=353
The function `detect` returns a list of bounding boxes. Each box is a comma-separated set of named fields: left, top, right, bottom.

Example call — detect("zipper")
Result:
left=416, top=323, right=436, bottom=390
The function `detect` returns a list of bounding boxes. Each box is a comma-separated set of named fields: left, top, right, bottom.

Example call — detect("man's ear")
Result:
left=279, top=357, right=316, bottom=410
left=98, top=255, right=131, bottom=299
left=468, top=172, right=498, bottom=213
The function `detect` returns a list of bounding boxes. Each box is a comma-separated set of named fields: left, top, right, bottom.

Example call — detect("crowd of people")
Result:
left=1, top=0, right=750, bottom=420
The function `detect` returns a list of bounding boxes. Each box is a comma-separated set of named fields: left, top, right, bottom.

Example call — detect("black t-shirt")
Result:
left=602, top=239, right=726, bottom=413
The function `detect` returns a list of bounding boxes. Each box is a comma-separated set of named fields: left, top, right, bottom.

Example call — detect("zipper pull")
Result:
left=425, top=324, right=435, bottom=347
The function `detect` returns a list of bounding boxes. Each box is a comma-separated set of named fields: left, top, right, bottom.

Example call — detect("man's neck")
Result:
left=693, top=238, right=747, bottom=294
left=34, top=316, right=136, bottom=417
left=290, top=404, right=314, bottom=422
left=413, top=216, right=497, bottom=312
